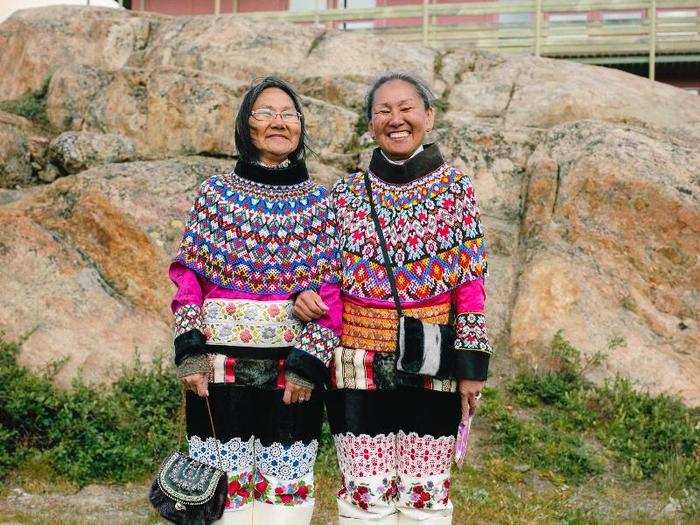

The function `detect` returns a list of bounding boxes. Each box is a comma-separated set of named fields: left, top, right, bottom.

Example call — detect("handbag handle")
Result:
left=364, top=171, right=403, bottom=317
left=203, top=396, right=223, bottom=470
left=179, top=388, right=223, bottom=470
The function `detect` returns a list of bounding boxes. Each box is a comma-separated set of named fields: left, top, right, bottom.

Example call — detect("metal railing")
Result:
left=228, top=1, right=700, bottom=80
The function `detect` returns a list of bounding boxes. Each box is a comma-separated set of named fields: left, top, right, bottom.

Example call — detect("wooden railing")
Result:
left=233, top=1, right=700, bottom=79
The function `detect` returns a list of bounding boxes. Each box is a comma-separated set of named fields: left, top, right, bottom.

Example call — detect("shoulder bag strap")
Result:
left=364, top=171, right=403, bottom=317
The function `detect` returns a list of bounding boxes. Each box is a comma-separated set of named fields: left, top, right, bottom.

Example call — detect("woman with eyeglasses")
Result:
left=170, top=76, right=341, bottom=525
left=295, top=72, right=491, bottom=525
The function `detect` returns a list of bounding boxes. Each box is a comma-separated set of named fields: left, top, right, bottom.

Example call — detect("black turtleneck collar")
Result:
left=368, top=143, right=445, bottom=184
left=234, top=159, right=309, bottom=186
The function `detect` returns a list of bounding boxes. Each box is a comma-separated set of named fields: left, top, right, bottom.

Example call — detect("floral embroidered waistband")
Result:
left=340, top=302, right=450, bottom=353
left=202, top=299, right=303, bottom=348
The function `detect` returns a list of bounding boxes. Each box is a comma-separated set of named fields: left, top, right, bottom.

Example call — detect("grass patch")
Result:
left=499, top=331, right=699, bottom=488
left=0, top=77, right=51, bottom=127
left=1, top=332, right=698, bottom=522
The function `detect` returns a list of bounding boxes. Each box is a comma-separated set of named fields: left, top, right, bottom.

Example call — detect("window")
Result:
left=499, top=0, right=532, bottom=25
left=549, top=13, right=587, bottom=23
left=341, top=0, right=375, bottom=30
left=602, top=11, right=644, bottom=22
left=289, top=0, right=327, bottom=10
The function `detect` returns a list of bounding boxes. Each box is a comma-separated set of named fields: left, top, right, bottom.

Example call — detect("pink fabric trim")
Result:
left=316, top=282, right=342, bottom=336
left=170, top=262, right=295, bottom=313
left=170, top=264, right=344, bottom=336
left=453, top=278, right=485, bottom=314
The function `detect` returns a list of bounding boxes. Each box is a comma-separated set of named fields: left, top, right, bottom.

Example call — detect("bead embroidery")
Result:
left=333, top=165, right=487, bottom=302
left=454, top=312, right=491, bottom=353
left=174, top=172, right=340, bottom=295
left=174, top=304, right=203, bottom=338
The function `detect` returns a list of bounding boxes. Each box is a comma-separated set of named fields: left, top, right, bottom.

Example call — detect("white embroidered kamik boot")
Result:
left=214, top=504, right=253, bottom=525
left=252, top=501, right=313, bottom=525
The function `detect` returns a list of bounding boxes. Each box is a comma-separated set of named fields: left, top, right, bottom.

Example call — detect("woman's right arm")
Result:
left=170, top=262, right=209, bottom=396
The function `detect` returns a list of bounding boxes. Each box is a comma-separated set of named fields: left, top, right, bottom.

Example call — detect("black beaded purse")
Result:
left=149, top=396, right=228, bottom=525
left=364, top=171, right=455, bottom=379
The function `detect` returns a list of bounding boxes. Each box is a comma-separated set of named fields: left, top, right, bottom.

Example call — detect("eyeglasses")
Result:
left=250, top=109, right=301, bottom=123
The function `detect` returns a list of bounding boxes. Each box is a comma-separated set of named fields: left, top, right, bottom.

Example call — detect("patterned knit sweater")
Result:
left=170, top=160, right=342, bottom=388
left=331, top=144, right=491, bottom=391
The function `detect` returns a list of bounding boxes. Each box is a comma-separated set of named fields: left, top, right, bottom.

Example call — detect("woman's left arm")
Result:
left=285, top=282, right=342, bottom=390
left=452, top=278, right=491, bottom=419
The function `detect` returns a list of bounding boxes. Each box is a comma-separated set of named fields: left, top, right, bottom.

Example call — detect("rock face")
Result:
left=0, top=157, right=231, bottom=387
left=49, top=131, right=136, bottom=173
left=0, top=6, right=155, bottom=100
left=0, top=7, right=698, bottom=404
left=0, top=111, right=50, bottom=188
left=0, top=125, right=32, bottom=187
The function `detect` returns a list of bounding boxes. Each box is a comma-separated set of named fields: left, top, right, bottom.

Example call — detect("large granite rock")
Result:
left=46, top=64, right=357, bottom=159
left=0, top=111, right=50, bottom=188
left=0, top=157, right=229, bottom=387
left=0, top=7, right=697, bottom=404
left=49, top=131, right=136, bottom=174
left=0, top=125, right=32, bottom=188
left=0, top=6, right=155, bottom=100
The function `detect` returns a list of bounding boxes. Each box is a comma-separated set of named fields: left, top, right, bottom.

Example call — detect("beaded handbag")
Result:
left=364, top=172, right=455, bottom=379
left=149, top=396, right=228, bottom=525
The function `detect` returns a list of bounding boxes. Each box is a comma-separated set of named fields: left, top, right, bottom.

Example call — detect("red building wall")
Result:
left=139, top=0, right=288, bottom=15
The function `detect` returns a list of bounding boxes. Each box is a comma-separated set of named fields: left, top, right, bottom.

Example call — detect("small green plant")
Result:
left=0, top=77, right=51, bottom=126
left=607, top=335, right=626, bottom=349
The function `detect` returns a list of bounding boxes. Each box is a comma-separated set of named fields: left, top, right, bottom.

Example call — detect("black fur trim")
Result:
left=285, top=348, right=329, bottom=387
left=453, top=350, right=490, bottom=381
left=174, top=329, right=206, bottom=366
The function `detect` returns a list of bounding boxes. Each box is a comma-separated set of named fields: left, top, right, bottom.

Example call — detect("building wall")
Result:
left=138, top=0, right=289, bottom=14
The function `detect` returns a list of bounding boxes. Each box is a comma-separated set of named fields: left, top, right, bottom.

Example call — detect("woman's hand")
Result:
left=458, top=379, right=485, bottom=421
left=182, top=373, right=209, bottom=397
left=293, top=290, right=328, bottom=321
left=282, top=381, right=313, bottom=405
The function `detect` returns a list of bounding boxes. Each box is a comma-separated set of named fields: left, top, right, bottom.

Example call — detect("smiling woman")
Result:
left=294, top=72, right=492, bottom=525
left=167, top=77, right=342, bottom=525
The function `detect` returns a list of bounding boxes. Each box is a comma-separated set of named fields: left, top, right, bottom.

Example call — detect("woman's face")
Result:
left=369, top=79, right=435, bottom=161
left=249, top=87, right=301, bottom=165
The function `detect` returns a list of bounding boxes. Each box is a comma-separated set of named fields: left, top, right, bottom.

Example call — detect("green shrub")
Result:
left=592, top=377, right=699, bottom=483
left=0, top=335, right=180, bottom=486
left=497, top=332, right=700, bottom=487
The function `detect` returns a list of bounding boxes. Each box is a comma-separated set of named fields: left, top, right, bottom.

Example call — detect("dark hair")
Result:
left=234, top=76, right=309, bottom=163
left=364, top=72, right=435, bottom=121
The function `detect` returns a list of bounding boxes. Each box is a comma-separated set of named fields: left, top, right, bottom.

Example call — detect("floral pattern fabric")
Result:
left=334, top=431, right=454, bottom=517
left=254, top=471, right=314, bottom=506
left=397, top=431, right=455, bottom=477
left=335, top=432, right=396, bottom=478
left=397, top=476, right=450, bottom=510
left=188, top=434, right=318, bottom=511
left=202, top=299, right=302, bottom=347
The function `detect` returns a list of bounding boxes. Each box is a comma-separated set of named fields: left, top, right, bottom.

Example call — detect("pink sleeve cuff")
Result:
left=169, top=262, right=205, bottom=313
left=453, top=278, right=486, bottom=314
